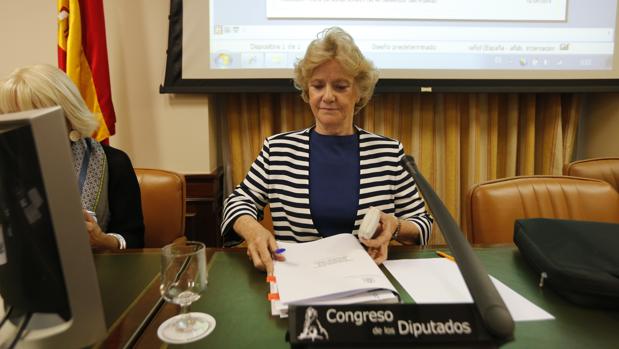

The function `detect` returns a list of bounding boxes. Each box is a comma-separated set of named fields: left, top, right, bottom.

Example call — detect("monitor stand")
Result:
left=0, top=296, right=75, bottom=349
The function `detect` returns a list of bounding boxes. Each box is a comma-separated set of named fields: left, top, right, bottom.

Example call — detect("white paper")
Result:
left=274, top=234, right=397, bottom=305
left=271, top=234, right=398, bottom=317
left=272, top=288, right=398, bottom=318
left=383, top=258, right=554, bottom=322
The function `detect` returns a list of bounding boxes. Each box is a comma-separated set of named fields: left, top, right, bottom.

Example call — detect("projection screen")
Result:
left=161, top=0, right=619, bottom=93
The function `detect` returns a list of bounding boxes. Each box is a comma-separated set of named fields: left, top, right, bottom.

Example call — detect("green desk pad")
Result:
left=174, top=247, right=619, bottom=348
left=94, top=252, right=161, bottom=328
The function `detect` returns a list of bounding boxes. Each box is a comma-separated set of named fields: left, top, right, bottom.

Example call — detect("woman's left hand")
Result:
left=359, top=211, right=398, bottom=264
left=83, top=210, right=119, bottom=250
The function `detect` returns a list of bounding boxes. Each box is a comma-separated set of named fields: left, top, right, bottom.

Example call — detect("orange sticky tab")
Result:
left=266, top=275, right=277, bottom=283
left=267, top=292, right=280, bottom=301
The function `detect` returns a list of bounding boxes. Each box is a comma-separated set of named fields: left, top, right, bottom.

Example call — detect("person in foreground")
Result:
left=0, top=64, right=144, bottom=250
left=221, top=27, right=433, bottom=274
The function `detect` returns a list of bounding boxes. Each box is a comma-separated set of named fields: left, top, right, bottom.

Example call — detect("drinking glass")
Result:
left=157, top=241, right=215, bottom=344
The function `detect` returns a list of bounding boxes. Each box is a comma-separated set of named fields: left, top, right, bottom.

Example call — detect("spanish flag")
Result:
left=57, top=0, right=116, bottom=141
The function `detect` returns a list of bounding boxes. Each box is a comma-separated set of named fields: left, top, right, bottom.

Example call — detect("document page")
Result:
left=274, top=234, right=397, bottom=305
left=383, top=258, right=554, bottom=322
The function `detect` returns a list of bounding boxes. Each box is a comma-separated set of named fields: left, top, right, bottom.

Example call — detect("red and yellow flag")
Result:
left=57, top=0, right=116, bottom=141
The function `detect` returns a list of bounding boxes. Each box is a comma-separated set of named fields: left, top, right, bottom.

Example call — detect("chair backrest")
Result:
left=134, top=168, right=187, bottom=248
left=564, top=157, right=619, bottom=192
left=467, top=175, right=619, bottom=244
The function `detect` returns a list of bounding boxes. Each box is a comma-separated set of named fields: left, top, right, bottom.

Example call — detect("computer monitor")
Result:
left=0, top=107, right=106, bottom=348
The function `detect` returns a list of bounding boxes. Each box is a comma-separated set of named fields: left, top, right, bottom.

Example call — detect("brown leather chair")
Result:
left=134, top=168, right=187, bottom=247
left=563, top=157, right=619, bottom=192
left=467, top=176, right=619, bottom=244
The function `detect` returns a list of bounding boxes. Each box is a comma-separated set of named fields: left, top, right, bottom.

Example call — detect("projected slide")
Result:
left=266, top=0, right=567, bottom=21
left=181, top=0, right=618, bottom=80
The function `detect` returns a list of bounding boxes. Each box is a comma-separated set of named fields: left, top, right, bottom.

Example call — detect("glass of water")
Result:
left=157, top=241, right=215, bottom=344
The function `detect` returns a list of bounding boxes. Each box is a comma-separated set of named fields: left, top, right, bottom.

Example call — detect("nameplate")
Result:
left=288, top=303, right=501, bottom=348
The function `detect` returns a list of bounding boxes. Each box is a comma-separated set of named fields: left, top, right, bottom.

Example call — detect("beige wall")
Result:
left=0, top=0, right=217, bottom=174
left=0, top=1, right=56, bottom=77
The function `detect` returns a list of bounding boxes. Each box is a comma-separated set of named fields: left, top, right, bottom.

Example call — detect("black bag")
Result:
left=514, top=218, right=619, bottom=308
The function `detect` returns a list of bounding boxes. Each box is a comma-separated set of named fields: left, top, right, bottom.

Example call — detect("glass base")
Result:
left=157, top=312, right=216, bottom=344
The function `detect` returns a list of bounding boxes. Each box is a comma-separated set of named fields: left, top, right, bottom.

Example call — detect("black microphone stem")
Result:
left=402, top=155, right=514, bottom=339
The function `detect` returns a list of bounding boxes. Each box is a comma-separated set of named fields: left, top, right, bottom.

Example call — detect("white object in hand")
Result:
left=358, top=206, right=380, bottom=240
left=86, top=210, right=97, bottom=223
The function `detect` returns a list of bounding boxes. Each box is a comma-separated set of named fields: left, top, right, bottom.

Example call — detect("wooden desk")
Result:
left=93, top=249, right=162, bottom=348
left=129, top=245, right=619, bottom=348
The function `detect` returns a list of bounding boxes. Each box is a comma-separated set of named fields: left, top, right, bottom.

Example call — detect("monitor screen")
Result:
left=0, top=123, right=70, bottom=320
left=0, top=107, right=106, bottom=348
left=162, top=0, right=619, bottom=92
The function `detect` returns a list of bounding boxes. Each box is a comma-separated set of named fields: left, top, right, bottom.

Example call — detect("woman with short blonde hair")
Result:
left=0, top=64, right=144, bottom=250
left=222, top=27, right=433, bottom=274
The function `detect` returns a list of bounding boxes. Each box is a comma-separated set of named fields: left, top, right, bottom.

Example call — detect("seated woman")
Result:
left=0, top=64, right=144, bottom=250
left=221, top=27, right=433, bottom=274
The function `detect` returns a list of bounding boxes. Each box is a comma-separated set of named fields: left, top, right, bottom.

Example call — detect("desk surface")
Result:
left=129, top=246, right=619, bottom=348
left=94, top=250, right=161, bottom=348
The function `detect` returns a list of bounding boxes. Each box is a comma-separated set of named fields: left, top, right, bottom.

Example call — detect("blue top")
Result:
left=309, top=130, right=360, bottom=237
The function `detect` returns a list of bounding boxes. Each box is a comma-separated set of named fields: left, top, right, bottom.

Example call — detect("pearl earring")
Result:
left=69, top=130, right=81, bottom=142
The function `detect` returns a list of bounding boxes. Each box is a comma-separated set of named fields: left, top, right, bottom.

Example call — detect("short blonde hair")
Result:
left=0, top=64, right=98, bottom=137
left=293, top=27, right=379, bottom=114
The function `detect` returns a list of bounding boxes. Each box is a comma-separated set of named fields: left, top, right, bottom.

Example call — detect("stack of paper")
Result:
left=270, top=234, right=399, bottom=318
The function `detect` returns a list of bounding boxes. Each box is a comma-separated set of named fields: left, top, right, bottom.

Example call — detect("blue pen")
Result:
left=274, top=248, right=286, bottom=254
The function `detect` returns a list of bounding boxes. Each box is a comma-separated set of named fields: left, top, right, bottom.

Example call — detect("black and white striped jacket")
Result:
left=221, top=126, right=433, bottom=245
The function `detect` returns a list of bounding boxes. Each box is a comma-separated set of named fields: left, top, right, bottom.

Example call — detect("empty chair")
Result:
left=564, top=157, right=619, bottom=192
left=466, top=175, right=619, bottom=244
left=134, top=168, right=187, bottom=248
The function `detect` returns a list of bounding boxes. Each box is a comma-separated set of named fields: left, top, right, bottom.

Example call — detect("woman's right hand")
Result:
left=83, top=209, right=119, bottom=250
left=234, top=215, right=284, bottom=274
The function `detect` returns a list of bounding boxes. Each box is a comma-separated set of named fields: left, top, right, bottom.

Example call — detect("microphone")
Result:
left=401, top=155, right=514, bottom=339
